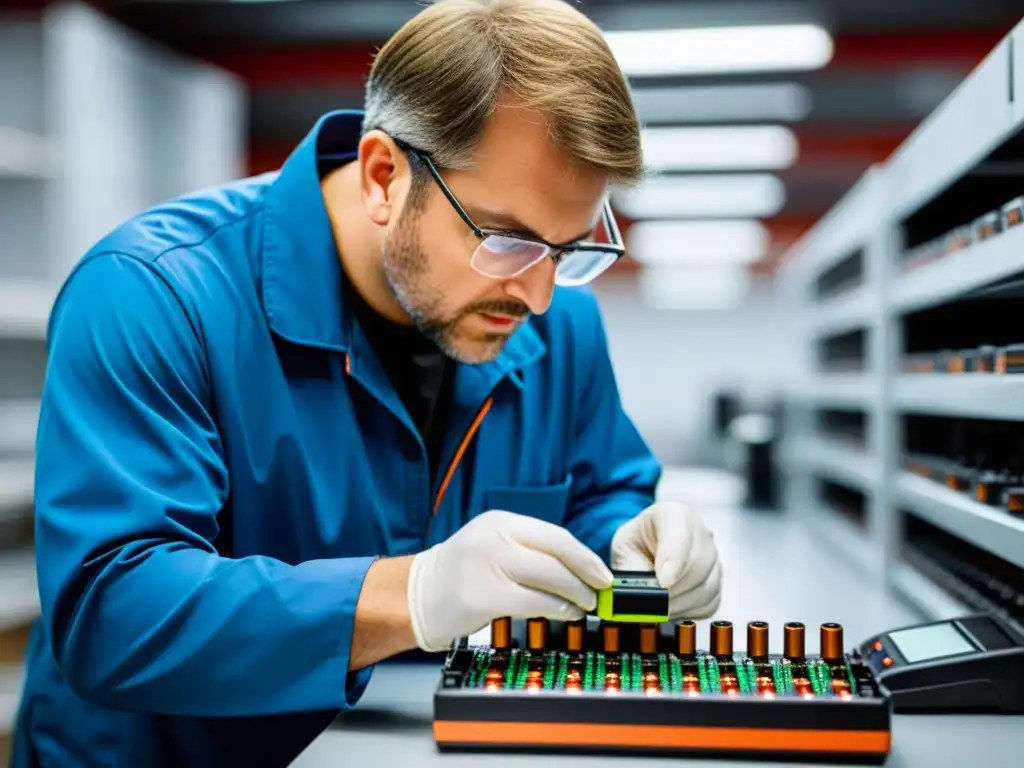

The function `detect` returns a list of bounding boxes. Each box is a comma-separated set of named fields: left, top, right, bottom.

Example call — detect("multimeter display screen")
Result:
left=888, top=623, right=976, bottom=663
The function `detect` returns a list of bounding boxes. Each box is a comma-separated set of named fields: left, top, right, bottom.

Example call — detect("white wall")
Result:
left=594, top=275, right=800, bottom=466
left=44, top=1, right=247, bottom=277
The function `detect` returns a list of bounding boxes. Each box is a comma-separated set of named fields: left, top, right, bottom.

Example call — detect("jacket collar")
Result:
left=260, top=109, right=546, bottom=377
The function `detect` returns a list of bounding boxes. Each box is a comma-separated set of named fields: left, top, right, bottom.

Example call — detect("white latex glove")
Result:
left=407, top=509, right=613, bottom=652
left=610, top=502, right=722, bottom=619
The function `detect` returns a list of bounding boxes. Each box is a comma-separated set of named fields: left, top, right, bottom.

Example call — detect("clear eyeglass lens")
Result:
left=554, top=250, right=618, bottom=286
left=472, top=234, right=550, bottom=278
left=471, top=235, right=619, bottom=285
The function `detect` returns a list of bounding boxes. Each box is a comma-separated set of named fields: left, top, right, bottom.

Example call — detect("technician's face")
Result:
left=366, top=104, right=607, bottom=364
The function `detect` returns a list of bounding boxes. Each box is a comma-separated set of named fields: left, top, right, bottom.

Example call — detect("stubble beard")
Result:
left=380, top=204, right=532, bottom=365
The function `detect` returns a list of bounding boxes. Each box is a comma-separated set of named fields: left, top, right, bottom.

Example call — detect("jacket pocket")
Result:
left=484, top=474, right=572, bottom=525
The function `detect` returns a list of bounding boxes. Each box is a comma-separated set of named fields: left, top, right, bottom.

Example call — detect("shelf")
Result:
left=895, top=374, right=1024, bottom=420
left=0, top=400, right=39, bottom=454
left=794, top=437, right=877, bottom=491
left=795, top=374, right=873, bottom=409
left=892, top=224, right=1024, bottom=313
left=810, top=286, right=874, bottom=337
left=897, top=472, right=1024, bottom=570
left=0, top=459, right=33, bottom=517
left=810, top=505, right=877, bottom=577
left=0, top=280, right=56, bottom=338
left=0, top=548, right=38, bottom=632
left=0, top=127, right=56, bottom=180
left=890, top=562, right=972, bottom=621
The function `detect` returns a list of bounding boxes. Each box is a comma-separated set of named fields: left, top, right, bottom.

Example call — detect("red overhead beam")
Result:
left=830, top=31, right=1006, bottom=68
left=203, top=31, right=1004, bottom=87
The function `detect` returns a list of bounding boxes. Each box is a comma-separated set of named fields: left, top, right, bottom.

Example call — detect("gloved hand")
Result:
left=610, top=501, right=722, bottom=620
left=407, top=510, right=614, bottom=652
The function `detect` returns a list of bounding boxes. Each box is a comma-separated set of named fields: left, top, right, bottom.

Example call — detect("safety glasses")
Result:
left=393, top=138, right=624, bottom=286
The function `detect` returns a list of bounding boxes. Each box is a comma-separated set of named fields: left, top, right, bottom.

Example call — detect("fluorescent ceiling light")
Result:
left=606, top=24, right=833, bottom=77
left=627, top=220, right=768, bottom=266
left=640, top=265, right=751, bottom=310
left=613, top=174, right=786, bottom=219
left=641, top=125, right=798, bottom=171
left=631, top=83, right=812, bottom=124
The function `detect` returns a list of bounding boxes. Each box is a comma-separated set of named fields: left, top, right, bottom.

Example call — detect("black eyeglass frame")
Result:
left=391, top=137, right=625, bottom=268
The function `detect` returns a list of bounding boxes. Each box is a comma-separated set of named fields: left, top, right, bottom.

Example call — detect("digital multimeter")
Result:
left=857, top=612, right=1024, bottom=714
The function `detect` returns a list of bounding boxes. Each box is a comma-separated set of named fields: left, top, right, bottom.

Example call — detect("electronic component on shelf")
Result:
left=945, top=462, right=974, bottom=492
left=945, top=349, right=965, bottom=373
left=972, top=345, right=998, bottom=373
left=1002, top=487, right=1024, bottom=517
left=595, top=570, right=669, bottom=623
left=995, top=346, right=1008, bottom=374
left=902, top=353, right=934, bottom=374
left=972, top=210, right=1001, bottom=241
left=435, top=618, right=892, bottom=764
left=1001, top=343, right=1024, bottom=374
left=858, top=613, right=1024, bottom=714
left=1002, top=195, right=1023, bottom=229
left=943, top=225, right=971, bottom=254
left=976, top=470, right=1013, bottom=506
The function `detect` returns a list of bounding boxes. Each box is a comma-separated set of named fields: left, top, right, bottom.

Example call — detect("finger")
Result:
left=649, top=506, right=697, bottom=588
left=610, top=547, right=654, bottom=572
left=669, top=532, right=719, bottom=596
left=610, top=516, right=655, bottom=571
left=506, top=515, right=613, bottom=589
left=669, top=559, right=722, bottom=618
left=502, top=546, right=601, bottom=612
left=501, top=586, right=587, bottom=622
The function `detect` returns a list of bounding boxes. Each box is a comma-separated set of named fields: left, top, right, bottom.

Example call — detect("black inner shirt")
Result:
left=344, top=278, right=457, bottom=484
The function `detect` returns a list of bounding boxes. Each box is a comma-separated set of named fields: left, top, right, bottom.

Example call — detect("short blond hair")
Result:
left=363, top=0, right=643, bottom=185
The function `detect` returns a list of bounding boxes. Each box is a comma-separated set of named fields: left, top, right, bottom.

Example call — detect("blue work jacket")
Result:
left=11, top=110, right=660, bottom=767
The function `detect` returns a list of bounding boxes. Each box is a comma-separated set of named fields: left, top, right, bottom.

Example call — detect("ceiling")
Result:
left=22, top=0, right=1024, bottom=275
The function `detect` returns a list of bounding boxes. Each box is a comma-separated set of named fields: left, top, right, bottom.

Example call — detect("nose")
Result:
left=503, top=256, right=556, bottom=315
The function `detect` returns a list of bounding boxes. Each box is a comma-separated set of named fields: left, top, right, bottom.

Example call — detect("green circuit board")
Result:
left=465, top=648, right=859, bottom=698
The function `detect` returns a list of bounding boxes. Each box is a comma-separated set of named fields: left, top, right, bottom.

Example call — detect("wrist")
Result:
left=349, top=555, right=418, bottom=670
left=407, top=546, right=450, bottom=652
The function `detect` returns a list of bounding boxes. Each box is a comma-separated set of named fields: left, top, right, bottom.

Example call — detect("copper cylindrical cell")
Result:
left=747, top=621, right=769, bottom=659
left=820, top=623, right=844, bottom=661
left=710, top=620, right=733, bottom=657
left=675, top=621, right=696, bottom=656
left=566, top=620, right=585, bottom=652
left=526, top=618, right=548, bottom=651
left=639, top=624, right=658, bottom=655
left=602, top=622, right=620, bottom=653
left=491, top=617, right=511, bottom=650
left=784, top=622, right=806, bottom=660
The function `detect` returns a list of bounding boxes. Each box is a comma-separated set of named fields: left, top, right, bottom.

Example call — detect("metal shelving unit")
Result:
left=779, top=16, right=1024, bottom=627
left=777, top=165, right=891, bottom=583
left=897, top=472, right=1024, bottom=570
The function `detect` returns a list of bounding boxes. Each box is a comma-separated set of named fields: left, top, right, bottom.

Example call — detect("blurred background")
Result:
left=2, top=0, right=1024, bottom=762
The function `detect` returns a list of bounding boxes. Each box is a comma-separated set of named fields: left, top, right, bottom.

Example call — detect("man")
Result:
left=12, top=0, right=721, bottom=765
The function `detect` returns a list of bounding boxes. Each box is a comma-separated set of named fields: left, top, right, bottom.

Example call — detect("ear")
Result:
left=357, top=130, right=406, bottom=227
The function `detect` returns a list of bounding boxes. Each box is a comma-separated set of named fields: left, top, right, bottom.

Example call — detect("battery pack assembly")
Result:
left=434, top=616, right=891, bottom=764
